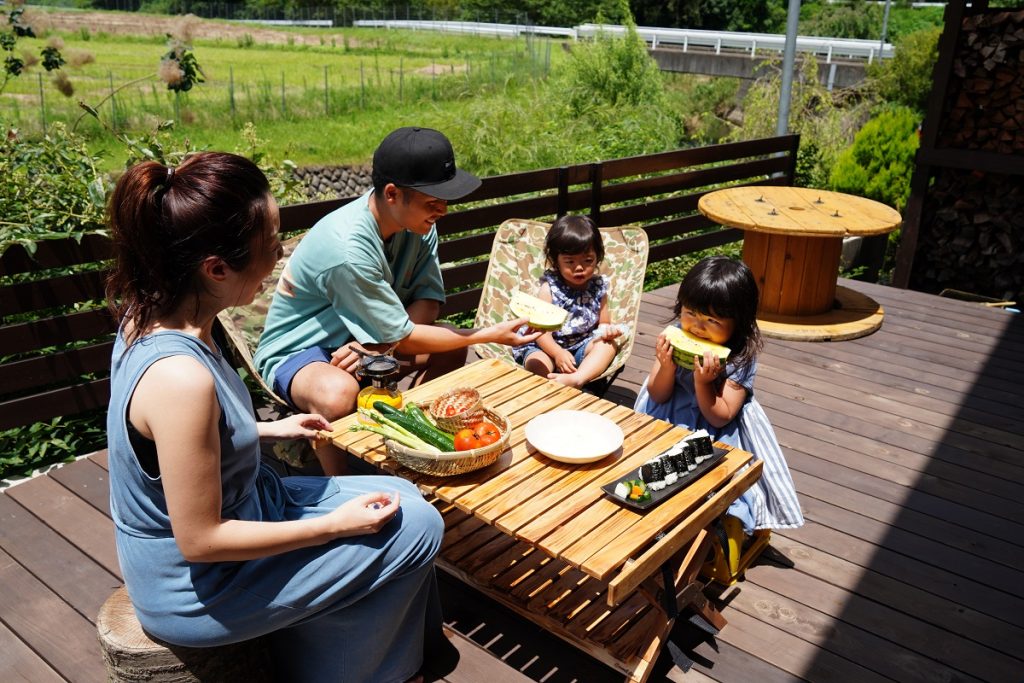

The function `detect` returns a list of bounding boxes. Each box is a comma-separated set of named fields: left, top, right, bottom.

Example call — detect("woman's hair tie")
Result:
left=165, top=166, right=175, bottom=185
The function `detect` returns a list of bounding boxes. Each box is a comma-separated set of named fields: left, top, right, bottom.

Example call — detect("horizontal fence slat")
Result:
left=0, top=309, right=115, bottom=356
left=0, top=271, right=107, bottom=318
left=463, top=168, right=566, bottom=202
left=648, top=229, right=744, bottom=263
left=441, top=288, right=484, bottom=318
left=600, top=135, right=798, bottom=180
left=601, top=155, right=791, bottom=206
left=0, top=342, right=113, bottom=396
left=0, top=378, right=110, bottom=431
left=440, top=261, right=490, bottom=291
left=278, top=196, right=355, bottom=232
left=0, top=234, right=112, bottom=275
left=642, top=215, right=720, bottom=243
left=436, top=195, right=562, bottom=235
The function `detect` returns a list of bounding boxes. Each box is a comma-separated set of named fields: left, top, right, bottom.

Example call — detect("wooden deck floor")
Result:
left=2, top=277, right=1022, bottom=682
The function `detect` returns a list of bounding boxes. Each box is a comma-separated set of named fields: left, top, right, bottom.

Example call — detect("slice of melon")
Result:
left=663, top=325, right=730, bottom=370
left=509, top=290, right=568, bottom=331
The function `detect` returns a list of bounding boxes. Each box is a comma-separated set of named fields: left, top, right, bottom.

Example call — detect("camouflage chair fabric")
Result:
left=216, top=234, right=316, bottom=468
left=472, top=218, right=649, bottom=385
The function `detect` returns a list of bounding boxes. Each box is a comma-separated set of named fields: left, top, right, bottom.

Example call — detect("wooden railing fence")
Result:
left=0, top=134, right=798, bottom=430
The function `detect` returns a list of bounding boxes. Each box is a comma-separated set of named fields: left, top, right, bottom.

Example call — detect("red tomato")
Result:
left=445, top=405, right=457, bottom=417
left=471, top=421, right=501, bottom=447
left=453, top=428, right=482, bottom=451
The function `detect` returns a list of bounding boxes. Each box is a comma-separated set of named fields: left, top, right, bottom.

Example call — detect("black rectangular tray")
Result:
left=601, top=445, right=729, bottom=510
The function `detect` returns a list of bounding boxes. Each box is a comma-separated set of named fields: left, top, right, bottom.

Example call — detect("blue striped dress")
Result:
left=634, top=354, right=804, bottom=533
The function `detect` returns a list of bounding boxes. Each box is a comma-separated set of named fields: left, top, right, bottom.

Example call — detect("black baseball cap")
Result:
left=372, top=126, right=481, bottom=201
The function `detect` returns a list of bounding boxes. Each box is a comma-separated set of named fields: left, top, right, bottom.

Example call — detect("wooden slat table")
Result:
left=326, top=359, right=761, bottom=682
left=698, top=186, right=902, bottom=341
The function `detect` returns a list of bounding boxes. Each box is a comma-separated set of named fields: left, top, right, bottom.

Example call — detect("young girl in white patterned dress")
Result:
left=512, top=215, right=624, bottom=388
left=634, top=256, right=804, bottom=534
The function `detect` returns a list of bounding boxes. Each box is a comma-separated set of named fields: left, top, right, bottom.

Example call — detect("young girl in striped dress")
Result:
left=634, top=256, right=804, bottom=534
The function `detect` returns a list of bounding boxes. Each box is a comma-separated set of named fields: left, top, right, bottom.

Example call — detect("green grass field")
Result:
left=2, top=19, right=563, bottom=170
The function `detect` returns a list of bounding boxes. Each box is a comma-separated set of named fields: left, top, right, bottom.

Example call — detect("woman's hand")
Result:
left=324, top=491, right=402, bottom=537
left=258, top=413, right=332, bottom=442
left=489, top=317, right=542, bottom=346
left=692, top=351, right=723, bottom=386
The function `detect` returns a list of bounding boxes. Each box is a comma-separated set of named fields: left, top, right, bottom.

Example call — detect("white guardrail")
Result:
left=354, top=20, right=576, bottom=39
left=576, top=24, right=894, bottom=63
left=354, top=20, right=894, bottom=63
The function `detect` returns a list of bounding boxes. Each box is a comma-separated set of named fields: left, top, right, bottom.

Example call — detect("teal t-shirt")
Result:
left=253, top=191, right=446, bottom=388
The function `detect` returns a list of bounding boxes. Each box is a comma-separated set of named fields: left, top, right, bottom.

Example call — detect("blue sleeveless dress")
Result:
left=634, top=333, right=804, bottom=534
left=107, top=329, right=444, bottom=682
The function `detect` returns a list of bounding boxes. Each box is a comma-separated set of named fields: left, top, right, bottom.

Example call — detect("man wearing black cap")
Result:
left=254, top=127, right=539, bottom=474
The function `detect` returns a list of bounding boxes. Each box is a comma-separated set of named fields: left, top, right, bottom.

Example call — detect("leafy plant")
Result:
left=556, top=0, right=667, bottom=112
left=867, top=27, right=941, bottom=114
left=1, top=2, right=65, bottom=95
left=160, top=35, right=205, bottom=93
left=0, top=412, right=106, bottom=482
left=730, top=54, right=873, bottom=190
left=0, top=123, right=108, bottom=255
left=829, top=105, right=919, bottom=211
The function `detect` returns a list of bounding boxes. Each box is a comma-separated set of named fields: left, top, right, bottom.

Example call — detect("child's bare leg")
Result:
left=523, top=350, right=554, bottom=378
left=548, top=341, right=617, bottom=388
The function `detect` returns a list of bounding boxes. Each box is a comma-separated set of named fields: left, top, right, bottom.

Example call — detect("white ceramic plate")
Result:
left=525, top=410, right=624, bottom=464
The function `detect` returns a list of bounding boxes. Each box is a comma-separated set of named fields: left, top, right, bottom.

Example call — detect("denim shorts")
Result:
left=514, top=334, right=593, bottom=367
left=272, top=346, right=334, bottom=410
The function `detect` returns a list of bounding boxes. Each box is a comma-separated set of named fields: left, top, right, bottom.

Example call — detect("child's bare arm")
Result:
left=598, top=291, right=611, bottom=324
left=645, top=333, right=676, bottom=404
left=693, top=357, right=746, bottom=427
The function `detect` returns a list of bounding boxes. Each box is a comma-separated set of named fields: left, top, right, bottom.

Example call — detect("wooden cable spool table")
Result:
left=698, top=186, right=902, bottom=341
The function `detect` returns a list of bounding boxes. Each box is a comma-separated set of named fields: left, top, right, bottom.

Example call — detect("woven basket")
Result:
left=429, top=386, right=484, bottom=433
left=386, top=407, right=510, bottom=476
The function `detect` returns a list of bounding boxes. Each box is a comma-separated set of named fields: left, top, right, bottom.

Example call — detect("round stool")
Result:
left=97, top=586, right=274, bottom=682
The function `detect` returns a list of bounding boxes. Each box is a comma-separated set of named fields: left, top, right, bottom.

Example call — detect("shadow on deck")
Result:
left=2, top=278, right=1022, bottom=682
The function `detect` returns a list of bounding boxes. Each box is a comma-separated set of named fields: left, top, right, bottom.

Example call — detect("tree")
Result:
left=1, top=2, right=65, bottom=95
left=867, top=26, right=941, bottom=114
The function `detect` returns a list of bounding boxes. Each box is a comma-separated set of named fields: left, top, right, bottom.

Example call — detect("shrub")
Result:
left=829, top=105, right=919, bottom=211
left=867, top=27, right=941, bottom=114
left=555, top=0, right=667, bottom=112
left=729, top=55, right=873, bottom=190
left=0, top=123, right=108, bottom=255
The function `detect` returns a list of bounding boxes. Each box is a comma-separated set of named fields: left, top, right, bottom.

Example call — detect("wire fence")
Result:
left=26, top=2, right=534, bottom=28
left=2, top=40, right=554, bottom=136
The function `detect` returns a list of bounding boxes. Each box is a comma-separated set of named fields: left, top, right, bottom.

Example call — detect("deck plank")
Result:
left=3, top=278, right=1024, bottom=681
left=0, top=620, right=63, bottom=683
left=0, top=547, right=109, bottom=682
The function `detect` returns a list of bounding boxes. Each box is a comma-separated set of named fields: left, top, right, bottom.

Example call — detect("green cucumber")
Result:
left=374, top=401, right=456, bottom=452
left=405, top=403, right=437, bottom=430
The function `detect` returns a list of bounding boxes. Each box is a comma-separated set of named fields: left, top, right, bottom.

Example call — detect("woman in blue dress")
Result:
left=634, top=256, right=804, bottom=534
left=105, top=152, right=444, bottom=682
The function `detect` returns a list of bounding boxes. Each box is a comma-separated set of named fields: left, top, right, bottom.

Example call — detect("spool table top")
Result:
left=698, top=186, right=902, bottom=238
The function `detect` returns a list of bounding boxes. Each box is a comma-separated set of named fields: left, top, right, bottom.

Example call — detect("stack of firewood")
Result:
left=914, top=168, right=1023, bottom=303
left=938, top=9, right=1024, bottom=154
left=913, top=9, right=1024, bottom=304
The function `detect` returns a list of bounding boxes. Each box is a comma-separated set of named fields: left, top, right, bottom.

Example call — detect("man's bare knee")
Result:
left=290, top=363, right=360, bottom=421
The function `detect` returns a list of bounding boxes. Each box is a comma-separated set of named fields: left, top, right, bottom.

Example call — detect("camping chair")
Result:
left=471, top=218, right=649, bottom=395
left=215, top=234, right=317, bottom=470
